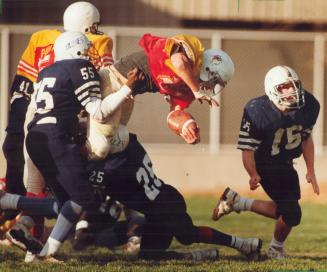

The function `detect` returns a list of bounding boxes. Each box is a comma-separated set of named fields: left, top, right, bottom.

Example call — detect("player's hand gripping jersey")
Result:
left=139, top=34, right=204, bottom=109
left=237, top=91, right=320, bottom=163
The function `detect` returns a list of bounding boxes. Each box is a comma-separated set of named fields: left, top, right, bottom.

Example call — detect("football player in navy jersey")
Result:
left=0, top=131, right=263, bottom=261
left=212, top=65, right=320, bottom=259
left=4, top=31, right=143, bottom=261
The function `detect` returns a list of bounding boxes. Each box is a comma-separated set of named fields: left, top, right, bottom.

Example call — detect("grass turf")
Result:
left=0, top=196, right=326, bottom=272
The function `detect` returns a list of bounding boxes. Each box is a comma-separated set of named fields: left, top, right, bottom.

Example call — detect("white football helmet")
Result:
left=63, top=1, right=102, bottom=34
left=264, top=65, right=304, bottom=109
left=54, top=31, right=91, bottom=61
left=199, top=49, right=234, bottom=95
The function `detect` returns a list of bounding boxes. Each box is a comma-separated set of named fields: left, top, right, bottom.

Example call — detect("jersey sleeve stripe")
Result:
left=88, top=89, right=101, bottom=97
left=76, top=87, right=101, bottom=103
left=101, top=55, right=114, bottom=64
left=17, top=62, right=38, bottom=78
left=74, top=81, right=100, bottom=95
left=238, top=137, right=262, bottom=144
left=80, top=96, right=90, bottom=107
left=237, top=144, right=257, bottom=151
left=239, top=131, right=250, bottom=136
left=18, top=60, right=38, bottom=74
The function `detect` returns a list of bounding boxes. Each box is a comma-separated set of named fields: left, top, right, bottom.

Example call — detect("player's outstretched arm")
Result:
left=170, top=53, right=219, bottom=107
left=86, top=68, right=144, bottom=122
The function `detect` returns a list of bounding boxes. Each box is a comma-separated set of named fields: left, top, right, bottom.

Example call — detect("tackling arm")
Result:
left=85, top=68, right=142, bottom=122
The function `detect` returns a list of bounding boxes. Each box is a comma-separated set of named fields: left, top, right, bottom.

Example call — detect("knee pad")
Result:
left=277, top=201, right=302, bottom=227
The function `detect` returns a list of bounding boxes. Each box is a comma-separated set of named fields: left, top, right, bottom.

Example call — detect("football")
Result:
left=167, top=109, right=196, bottom=136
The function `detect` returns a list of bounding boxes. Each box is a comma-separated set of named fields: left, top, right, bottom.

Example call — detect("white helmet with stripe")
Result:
left=264, top=65, right=304, bottom=109
left=54, top=31, right=90, bottom=61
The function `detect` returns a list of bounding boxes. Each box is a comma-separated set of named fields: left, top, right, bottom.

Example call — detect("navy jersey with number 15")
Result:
left=237, top=90, right=320, bottom=164
left=29, top=58, right=101, bottom=134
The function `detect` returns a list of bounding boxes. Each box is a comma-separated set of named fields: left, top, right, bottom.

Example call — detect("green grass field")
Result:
left=0, top=196, right=327, bottom=272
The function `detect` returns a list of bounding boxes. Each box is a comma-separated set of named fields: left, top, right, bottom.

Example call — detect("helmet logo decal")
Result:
left=65, top=37, right=89, bottom=50
left=211, top=55, right=222, bottom=65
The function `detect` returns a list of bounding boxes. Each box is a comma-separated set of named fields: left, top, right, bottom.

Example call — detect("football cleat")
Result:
left=33, top=255, right=64, bottom=264
left=187, top=248, right=219, bottom=261
left=237, top=238, right=262, bottom=261
left=212, top=187, right=240, bottom=221
left=125, top=235, right=141, bottom=255
left=5, top=222, right=44, bottom=253
left=265, top=245, right=286, bottom=260
left=72, top=229, right=94, bottom=251
left=24, top=251, right=36, bottom=263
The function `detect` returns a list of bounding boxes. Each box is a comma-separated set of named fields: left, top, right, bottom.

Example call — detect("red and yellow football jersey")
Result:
left=17, top=29, right=114, bottom=83
left=139, top=33, right=204, bottom=109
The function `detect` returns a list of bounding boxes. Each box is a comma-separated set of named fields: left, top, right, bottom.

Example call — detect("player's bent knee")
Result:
left=279, top=201, right=302, bottom=227
left=85, top=132, right=111, bottom=160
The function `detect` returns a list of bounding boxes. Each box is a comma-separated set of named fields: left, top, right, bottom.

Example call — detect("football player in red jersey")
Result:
left=124, top=33, right=234, bottom=144
left=1, top=1, right=114, bottom=260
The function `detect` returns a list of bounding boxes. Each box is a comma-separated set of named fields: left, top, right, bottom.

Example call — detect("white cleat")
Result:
left=24, top=251, right=36, bottom=263
left=266, top=246, right=286, bottom=260
left=188, top=248, right=219, bottom=261
left=238, top=238, right=262, bottom=261
left=212, top=187, right=241, bottom=221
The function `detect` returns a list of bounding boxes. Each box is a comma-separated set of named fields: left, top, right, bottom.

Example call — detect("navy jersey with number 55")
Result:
left=237, top=90, right=320, bottom=163
left=29, top=59, right=100, bottom=134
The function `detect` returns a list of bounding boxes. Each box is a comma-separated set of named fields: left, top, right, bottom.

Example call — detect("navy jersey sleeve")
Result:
left=302, top=91, right=320, bottom=140
left=69, top=59, right=101, bottom=108
left=237, top=107, right=263, bottom=151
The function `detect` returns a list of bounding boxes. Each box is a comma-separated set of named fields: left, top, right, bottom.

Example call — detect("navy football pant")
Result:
left=257, top=163, right=302, bottom=227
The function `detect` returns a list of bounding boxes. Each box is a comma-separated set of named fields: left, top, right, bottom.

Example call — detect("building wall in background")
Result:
left=140, top=0, right=327, bottom=23
left=1, top=25, right=325, bottom=147
left=0, top=25, right=327, bottom=196
left=1, top=1, right=327, bottom=30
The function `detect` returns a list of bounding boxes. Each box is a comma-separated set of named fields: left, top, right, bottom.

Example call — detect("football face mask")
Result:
left=265, top=66, right=305, bottom=110
left=199, top=71, right=226, bottom=96
left=199, top=48, right=234, bottom=97
left=274, top=80, right=304, bottom=109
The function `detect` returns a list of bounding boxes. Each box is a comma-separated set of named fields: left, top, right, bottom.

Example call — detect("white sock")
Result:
left=39, top=237, right=62, bottom=257
left=0, top=193, right=20, bottom=210
left=230, top=235, right=244, bottom=249
left=234, top=196, right=254, bottom=211
left=270, top=236, right=284, bottom=249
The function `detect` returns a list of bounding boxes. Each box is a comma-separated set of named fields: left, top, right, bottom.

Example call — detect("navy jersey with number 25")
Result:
left=237, top=91, right=320, bottom=164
